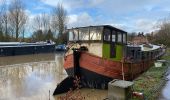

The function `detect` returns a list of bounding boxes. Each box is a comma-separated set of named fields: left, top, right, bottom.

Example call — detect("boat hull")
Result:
left=64, top=52, right=154, bottom=89
left=66, top=67, right=113, bottom=89
left=0, top=44, right=55, bottom=57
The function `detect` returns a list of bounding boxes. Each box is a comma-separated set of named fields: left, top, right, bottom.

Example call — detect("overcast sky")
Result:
left=1, top=0, right=170, bottom=33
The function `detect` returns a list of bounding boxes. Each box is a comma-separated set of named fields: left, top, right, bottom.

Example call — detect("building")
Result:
left=132, top=33, right=148, bottom=45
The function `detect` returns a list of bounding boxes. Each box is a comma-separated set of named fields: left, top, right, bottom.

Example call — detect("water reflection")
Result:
left=0, top=53, right=55, bottom=66
left=0, top=53, right=108, bottom=100
left=0, top=53, right=67, bottom=100
left=160, top=70, right=170, bottom=100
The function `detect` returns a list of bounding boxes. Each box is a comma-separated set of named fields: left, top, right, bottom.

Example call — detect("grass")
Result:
left=132, top=48, right=170, bottom=100
left=162, top=48, right=170, bottom=60
left=132, top=66, right=168, bottom=100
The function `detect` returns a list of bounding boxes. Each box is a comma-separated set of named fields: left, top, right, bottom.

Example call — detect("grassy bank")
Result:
left=132, top=48, right=170, bottom=100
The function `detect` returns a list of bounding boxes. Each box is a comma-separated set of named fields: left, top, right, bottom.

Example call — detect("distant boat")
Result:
left=63, top=25, right=166, bottom=89
left=55, top=44, right=66, bottom=51
left=0, top=42, right=55, bottom=56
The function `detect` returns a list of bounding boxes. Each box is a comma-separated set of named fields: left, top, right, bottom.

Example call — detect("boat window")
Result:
left=112, top=30, right=116, bottom=42
left=69, top=29, right=78, bottom=41
left=131, top=50, right=135, bottom=59
left=142, top=52, right=146, bottom=60
left=123, top=34, right=126, bottom=43
left=90, top=27, right=102, bottom=40
left=137, top=50, right=141, bottom=60
left=69, top=31, right=73, bottom=41
left=104, top=28, right=111, bottom=41
left=147, top=52, right=149, bottom=59
left=117, top=32, right=122, bottom=43
left=79, top=28, right=89, bottom=40
left=151, top=52, right=153, bottom=58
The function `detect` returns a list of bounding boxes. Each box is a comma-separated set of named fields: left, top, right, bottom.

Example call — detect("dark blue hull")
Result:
left=0, top=44, right=55, bottom=56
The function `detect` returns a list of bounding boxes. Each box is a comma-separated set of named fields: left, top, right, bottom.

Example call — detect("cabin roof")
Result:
left=127, top=44, right=161, bottom=52
left=68, top=25, right=127, bottom=33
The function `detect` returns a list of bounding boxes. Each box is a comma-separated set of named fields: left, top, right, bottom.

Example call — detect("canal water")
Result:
left=0, top=53, right=107, bottom=100
left=0, top=53, right=67, bottom=100
left=159, top=66, right=170, bottom=100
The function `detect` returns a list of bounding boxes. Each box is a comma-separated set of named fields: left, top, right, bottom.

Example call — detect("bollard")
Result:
left=108, top=79, right=133, bottom=100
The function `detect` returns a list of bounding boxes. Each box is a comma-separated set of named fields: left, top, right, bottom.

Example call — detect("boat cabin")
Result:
left=67, top=25, right=127, bottom=61
left=67, top=25, right=163, bottom=63
left=125, top=44, right=163, bottom=62
left=68, top=25, right=127, bottom=44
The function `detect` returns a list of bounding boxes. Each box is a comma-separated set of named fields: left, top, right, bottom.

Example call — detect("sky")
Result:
left=1, top=0, right=170, bottom=33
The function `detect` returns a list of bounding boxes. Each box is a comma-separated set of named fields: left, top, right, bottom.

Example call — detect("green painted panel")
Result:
left=103, top=43, right=110, bottom=59
left=102, top=43, right=123, bottom=61
left=115, top=44, right=123, bottom=61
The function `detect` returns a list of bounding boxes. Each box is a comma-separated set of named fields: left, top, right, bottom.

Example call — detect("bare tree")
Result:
left=33, top=13, right=51, bottom=31
left=8, top=0, right=28, bottom=41
left=127, top=32, right=137, bottom=41
left=1, top=0, right=9, bottom=41
left=0, top=0, right=7, bottom=41
left=41, top=13, right=51, bottom=31
left=32, top=30, right=44, bottom=41
left=33, top=15, right=42, bottom=31
left=0, top=0, right=5, bottom=32
left=52, top=3, right=68, bottom=38
left=0, top=1, right=3, bottom=32
left=32, top=13, right=52, bottom=41
left=153, top=16, right=170, bottom=46
left=2, top=0, right=8, bottom=36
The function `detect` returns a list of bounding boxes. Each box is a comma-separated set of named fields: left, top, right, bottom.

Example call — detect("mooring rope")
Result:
left=121, top=57, right=125, bottom=81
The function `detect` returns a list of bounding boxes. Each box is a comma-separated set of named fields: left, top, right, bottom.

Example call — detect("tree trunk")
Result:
left=16, top=26, right=18, bottom=41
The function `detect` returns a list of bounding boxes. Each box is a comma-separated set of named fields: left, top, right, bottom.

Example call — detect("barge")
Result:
left=63, top=25, right=166, bottom=89
left=0, top=42, right=55, bottom=56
